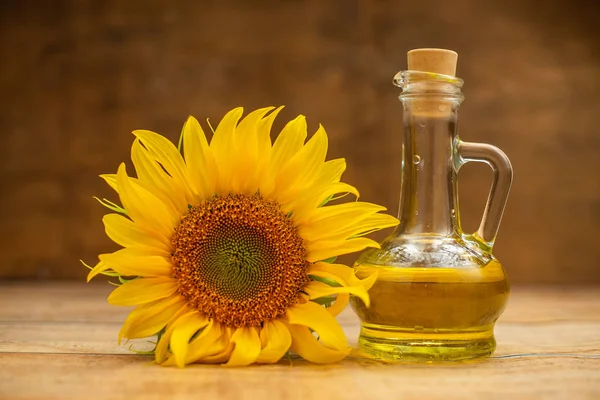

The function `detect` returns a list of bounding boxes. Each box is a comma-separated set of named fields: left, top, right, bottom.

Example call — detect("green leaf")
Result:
left=311, top=295, right=336, bottom=307
left=308, top=274, right=342, bottom=287
left=318, top=195, right=334, bottom=208
left=320, top=256, right=337, bottom=264
left=93, top=197, right=127, bottom=216
left=118, top=276, right=140, bottom=285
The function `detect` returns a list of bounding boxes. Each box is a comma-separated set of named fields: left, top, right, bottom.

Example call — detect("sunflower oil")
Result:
left=350, top=259, right=509, bottom=362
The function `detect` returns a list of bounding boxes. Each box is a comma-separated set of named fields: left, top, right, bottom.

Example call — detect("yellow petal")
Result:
left=199, top=332, right=234, bottom=364
left=291, top=158, right=349, bottom=209
left=257, top=106, right=283, bottom=154
left=225, top=326, right=261, bottom=367
left=102, top=213, right=171, bottom=254
left=305, top=281, right=370, bottom=308
left=325, top=213, right=399, bottom=243
left=297, top=202, right=387, bottom=234
left=324, top=293, right=349, bottom=317
left=252, top=107, right=284, bottom=196
left=116, top=163, right=178, bottom=240
left=132, top=129, right=194, bottom=204
left=154, top=308, right=194, bottom=363
left=289, top=182, right=360, bottom=223
left=211, top=107, right=244, bottom=194
left=270, top=116, right=307, bottom=174
left=99, top=249, right=172, bottom=277
left=119, top=295, right=187, bottom=342
left=100, top=174, right=118, bottom=192
left=131, top=139, right=188, bottom=214
left=170, top=312, right=210, bottom=368
left=287, top=323, right=349, bottom=364
left=184, top=323, right=227, bottom=364
left=182, top=116, right=216, bottom=200
left=86, top=260, right=111, bottom=282
left=107, top=277, right=178, bottom=306
left=286, top=301, right=347, bottom=352
left=308, top=262, right=377, bottom=289
left=230, top=107, right=275, bottom=193
left=261, top=115, right=307, bottom=199
left=256, top=320, right=292, bottom=364
left=305, top=237, right=380, bottom=263
left=275, top=125, right=328, bottom=206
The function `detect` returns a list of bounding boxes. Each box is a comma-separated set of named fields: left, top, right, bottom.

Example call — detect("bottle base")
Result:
left=357, top=323, right=496, bottom=363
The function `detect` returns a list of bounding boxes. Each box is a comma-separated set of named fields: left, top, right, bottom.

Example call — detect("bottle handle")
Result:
left=457, top=140, right=513, bottom=252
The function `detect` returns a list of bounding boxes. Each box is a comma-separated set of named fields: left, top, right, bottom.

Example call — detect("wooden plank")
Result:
left=2, top=283, right=599, bottom=323
left=0, top=283, right=599, bottom=399
left=1, top=319, right=599, bottom=357
left=0, top=282, right=128, bottom=322
left=0, top=353, right=598, bottom=400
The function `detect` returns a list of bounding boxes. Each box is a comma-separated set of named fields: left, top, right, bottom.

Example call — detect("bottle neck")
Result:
left=396, top=99, right=461, bottom=236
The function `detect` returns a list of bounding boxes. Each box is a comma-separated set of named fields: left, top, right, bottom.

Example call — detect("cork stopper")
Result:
left=407, top=48, right=458, bottom=77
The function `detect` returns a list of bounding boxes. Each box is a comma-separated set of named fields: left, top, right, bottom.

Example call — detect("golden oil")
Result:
left=350, top=259, right=509, bottom=362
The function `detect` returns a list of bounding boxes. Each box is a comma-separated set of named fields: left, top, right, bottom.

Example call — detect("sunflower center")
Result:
left=171, top=193, right=309, bottom=328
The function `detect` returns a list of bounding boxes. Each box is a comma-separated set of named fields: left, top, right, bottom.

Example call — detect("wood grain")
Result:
left=0, top=0, right=599, bottom=283
left=0, top=282, right=599, bottom=399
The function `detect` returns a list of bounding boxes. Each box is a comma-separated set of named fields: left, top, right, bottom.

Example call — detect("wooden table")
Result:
left=1, top=283, right=599, bottom=400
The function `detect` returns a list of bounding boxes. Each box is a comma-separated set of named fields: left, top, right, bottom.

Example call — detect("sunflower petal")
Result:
left=286, top=301, right=347, bottom=351
left=182, top=116, right=216, bottom=200
left=287, top=323, right=349, bottom=364
left=305, top=237, right=380, bottom=262
left=116, top=163, right=178, bottom=240
left=225, top=327, right=261, bottom=367
left=170, top=312, right=210, bottom=368
left=256, top=320, right=292, bottom=364
left=297, top=202, right=387, bottom=233
left=308, top=262, right=377, bottom=289
left=119, top=295, right=187, bottom=342
left=252, top=107, right=283, bottom=196
left=131, top=139, right=188, bottom=213
left=211, top=107, right=244, bottom=194
left=289, top=182, right=360, bottom=223
left=107, top=277, right=178, bottom=306
left=185, top=323, right=229, bottom=364
left=100, top=174, right=119, bottom=192
left=305, top=281, right=371, bottom=308
left=231, top=107, right=275, bottom=193
left=199, top=331, right=234, bottom=364
left=154, top=308, right=195, bottom=363
left=270, top=115, right=307, bottom=175
left=132, top=129, right=194, bottom=203
left=276, top=125, right=328, bottom=206
left=86, top=260, right=111, bottom=282
left=261, top=115, right=307, bottom=199
left=257, top=106, right=283, bottom=154
left=325, top=293, right=349, bottom=317
left=102, top=213, right=171, bottom=254
left=312, top=213, right=400, bottom=243
left=99, top=250, right=172, bottom=277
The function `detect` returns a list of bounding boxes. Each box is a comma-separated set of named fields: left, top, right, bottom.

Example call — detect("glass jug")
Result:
left=350, top=49, right=513, bottom=362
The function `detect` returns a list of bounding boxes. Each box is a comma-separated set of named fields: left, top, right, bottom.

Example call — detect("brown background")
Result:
left=1, top=0, right=599, bottom=283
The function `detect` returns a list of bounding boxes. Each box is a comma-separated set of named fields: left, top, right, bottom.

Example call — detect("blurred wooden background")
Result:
left=0, top=0, right=598, bottom=283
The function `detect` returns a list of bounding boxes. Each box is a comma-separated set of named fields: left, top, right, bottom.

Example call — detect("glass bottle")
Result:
left=351, top=49, right=513, bottom=362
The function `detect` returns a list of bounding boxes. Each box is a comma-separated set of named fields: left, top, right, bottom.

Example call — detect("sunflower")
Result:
left=85, top=106, right=399, bottom=367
